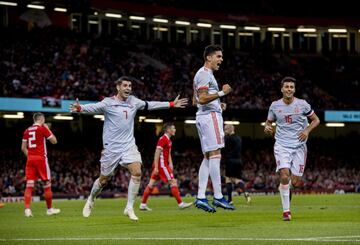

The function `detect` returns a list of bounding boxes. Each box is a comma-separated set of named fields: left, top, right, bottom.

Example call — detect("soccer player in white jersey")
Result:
left=193, top=45, right=234, bottom=212
left=264, top=76, right=320, bottom=221
left=70, top=76, right=187, bottom=221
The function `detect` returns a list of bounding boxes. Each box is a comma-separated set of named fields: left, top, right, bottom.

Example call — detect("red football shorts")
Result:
left=25, top=156, right=50, bottom=181
left=150, top=165, right=174, bottom=183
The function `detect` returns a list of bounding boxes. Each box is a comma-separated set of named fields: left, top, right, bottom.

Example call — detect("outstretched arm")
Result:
left=145, top=95, right=188, bottom=110
left=70, top=98, right=106, bottom=113
left=70, top=98, right=81, bottom=112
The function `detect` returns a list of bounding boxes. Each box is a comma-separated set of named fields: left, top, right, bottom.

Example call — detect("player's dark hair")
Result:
left=33, top=112, right=44, bottom=122
left=115, top=76, right=135, bottom=85
left=162, top=122, right=174, bottom=133
left=281, top=76, right=296, bottom=88
left=203, top=45, right=223, bottom=61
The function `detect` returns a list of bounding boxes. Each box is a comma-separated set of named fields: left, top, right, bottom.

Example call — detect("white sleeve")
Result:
left=267, top=103, right=276, bottom=121
left=133, top=96, right=170, bottom=111
left=195, top=71, right=210, bottom=91
left=81, top=99, right=107, bottom=113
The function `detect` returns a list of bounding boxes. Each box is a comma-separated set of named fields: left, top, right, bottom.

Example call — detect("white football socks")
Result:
left=209, top=155, right=223, bottom=199
left=126, top=176, right=140, bottom=209
left=279, top=183, right=290, bottom=212
left=197, top=158, right=209, bottom=199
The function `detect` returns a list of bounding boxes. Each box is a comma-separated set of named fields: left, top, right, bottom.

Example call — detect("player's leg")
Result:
left=275, top=144, right=292, bottom=221
left=43, top=180, right=60, bottom=215
left=24, top=180, right=35, bottom=217
left=24, top=161, right=36, bottom=217
left=195, top=116, right=210, bottom=201
left=194, top=155, right=216, bottom=212
left=289, top=145, right=307, bottom=202
left=169, top=179, right=192, bottom=209
left=140, top=178, right=156, bottom=211
left=209, top=150, right=234, bottom=210
left=83, top=174, right=111, bottom=217
left=38, top=158, right=60, bottom=215
left=196, top=157, right=210, bottom=199
left=208, top=151, right=222, bottom=199
left=83, top=151, right=119, bottom=217
left=124, top=161, right=141, bottom=221
left=279, top=168, right=291, bottom=220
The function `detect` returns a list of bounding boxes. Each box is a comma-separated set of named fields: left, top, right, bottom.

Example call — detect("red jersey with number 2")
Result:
left=22, top=124, right=53, bottom=160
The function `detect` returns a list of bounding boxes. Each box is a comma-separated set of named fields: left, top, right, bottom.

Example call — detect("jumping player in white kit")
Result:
left=70, top=76, right=188, bottom=221
left=193, top=45, right=234, bottom=212
left=264, top=76, right=320, bottom=221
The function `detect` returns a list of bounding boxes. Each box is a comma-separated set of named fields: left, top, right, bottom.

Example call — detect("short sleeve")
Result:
left=302, top=100, right=314, bottom=117
left=157, top=136, right=167, bottom=149
left=22, top=129, right=29, bottom=141
left=41, top=126, right=53, bottom=139
left=196, top=71, right=210, bottom=91
left=131, top=96, right=146, bottom=110
left=267, top=103, right=276, bottom=121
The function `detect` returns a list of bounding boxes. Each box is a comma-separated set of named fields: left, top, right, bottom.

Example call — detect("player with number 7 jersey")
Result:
left=70, top=76, right=188, bottom=221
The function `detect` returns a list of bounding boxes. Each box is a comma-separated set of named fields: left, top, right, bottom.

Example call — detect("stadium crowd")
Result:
left=1, top=27, right=359, bottom=110
left=1, top=137, right=359, bottom=199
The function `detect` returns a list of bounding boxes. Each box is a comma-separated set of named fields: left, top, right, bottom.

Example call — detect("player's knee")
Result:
left=99, top=176, right=110, bottom=187
left=279, top=172, right=290, bottom=184
left=26, top=180, right=35, bottom=187
left=44, top=180, right=51, bottom=187
left=132, top=168, right=141, bottom=177
left=291, top=177, right=301, bottom=187
left=170, top=179, right=177, bottom=187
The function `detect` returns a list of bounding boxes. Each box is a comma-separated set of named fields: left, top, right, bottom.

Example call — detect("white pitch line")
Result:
left=0, top=236, right=359, bottom=242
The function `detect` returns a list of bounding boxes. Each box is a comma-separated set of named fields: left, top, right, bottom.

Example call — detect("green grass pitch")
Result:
left=0, top=194, right=359, bottom=244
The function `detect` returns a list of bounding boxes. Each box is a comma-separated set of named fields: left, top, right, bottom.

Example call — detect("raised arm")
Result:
left=70, top=98, right=106, bottom=113
left=43, top=123, right=57, bottom=144
left=138, top=95, right=188, bottom=111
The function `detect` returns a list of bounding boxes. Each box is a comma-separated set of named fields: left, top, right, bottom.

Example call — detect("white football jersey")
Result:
left=193, top=66, right=222, bottom=115
left=81, top=95, right=170, bottom=153
left=267, top=97, right=314, bottom=148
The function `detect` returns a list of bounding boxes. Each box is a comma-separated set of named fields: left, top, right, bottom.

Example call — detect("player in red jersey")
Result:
left=21, top=112, right=60, bottom=217
left=140, top=123, right=192, bottom=211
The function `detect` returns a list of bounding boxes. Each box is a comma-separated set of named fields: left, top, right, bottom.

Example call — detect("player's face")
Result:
left=167, top=125, right=176, bottom=136
left=207, top=51, right=223, bottom=71
left=36, top=116, right=45, bottom=125
left=117, top=80, right=132, bottom=99
left=281, top=82, right=295, bottom=100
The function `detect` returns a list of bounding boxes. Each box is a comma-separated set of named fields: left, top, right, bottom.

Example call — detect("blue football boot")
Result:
left=212, top=197, right=235, bottom=210
left=194, top=198, right=216, bottom=213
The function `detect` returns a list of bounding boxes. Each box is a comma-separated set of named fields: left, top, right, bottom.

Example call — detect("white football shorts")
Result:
left=196, top=111, right=225, bottom=154
left=100, top=145, right=142, bottom=176
left=274, top=142, right=307, bottom=177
